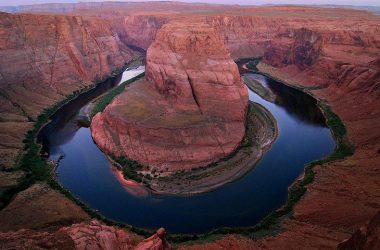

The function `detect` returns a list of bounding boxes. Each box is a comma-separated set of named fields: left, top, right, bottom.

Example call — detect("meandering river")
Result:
left=38, top=64, right=335, bottom=234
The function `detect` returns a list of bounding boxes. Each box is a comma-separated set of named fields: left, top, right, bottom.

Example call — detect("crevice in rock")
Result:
left=49, top=17, right=61, bottom=90
left=186, top=74, right=203, bottom=114
left=0, top=91, right=33, bottom=122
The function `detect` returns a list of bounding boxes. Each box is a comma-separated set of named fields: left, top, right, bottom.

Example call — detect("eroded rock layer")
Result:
left=91, top=22, right=248, bottom=171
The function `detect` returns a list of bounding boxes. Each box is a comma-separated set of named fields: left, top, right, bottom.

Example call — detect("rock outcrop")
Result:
left=337, top=211, right=380, bottom=250
left=0, top=220, right=171, bottom=250
left=135, top=227, right=171, bottom=250
left=91, top=22, right=248, bottom=172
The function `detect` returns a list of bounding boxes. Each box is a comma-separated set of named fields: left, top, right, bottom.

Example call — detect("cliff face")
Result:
left=145, top=22, right=247, bottom=121
left=0, top=12, right=138, bottom=169
left=111, top=15, right=168, bottom=50
left=91, top=22, right=248, bottom=172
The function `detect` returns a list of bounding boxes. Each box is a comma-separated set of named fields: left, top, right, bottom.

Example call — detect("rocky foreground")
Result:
left=91, top=22, right=248, bottom=172
left=0, top=219, right=171, bottom=249
left=0, top=2, right=379, bottom=249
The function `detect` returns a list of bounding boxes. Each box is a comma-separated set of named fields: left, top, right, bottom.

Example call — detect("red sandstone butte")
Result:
left=91, top=22, right=248, bottom=172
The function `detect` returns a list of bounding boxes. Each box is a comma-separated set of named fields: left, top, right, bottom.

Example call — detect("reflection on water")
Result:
left=38, top=65, right=335, bottom=234
left=247, top=73, right=326, bottom=126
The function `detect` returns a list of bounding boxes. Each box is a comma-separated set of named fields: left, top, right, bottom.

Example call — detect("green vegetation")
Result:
left=316, top=103, right=354, bottom=162
left=90, top=73, right=145, bottom=119
left=111, top=156, right=146, bottom=183
left=246, top=58, right=262, bottom=71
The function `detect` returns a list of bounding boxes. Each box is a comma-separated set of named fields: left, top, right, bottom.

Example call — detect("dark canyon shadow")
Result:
left=38, top=74, right=122, bottom=160
left=237, top=59, right=326, bottom=126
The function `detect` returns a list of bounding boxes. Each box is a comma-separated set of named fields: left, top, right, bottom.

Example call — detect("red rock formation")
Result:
left=111, top=15, right=168, bottom=51
left=135, top=227, right=172, bottom=250
left=0, top=220, right=171, bottom=250
left=337, top=211, right=380, bottom=250
left=91, top=22, right=248, bottom=172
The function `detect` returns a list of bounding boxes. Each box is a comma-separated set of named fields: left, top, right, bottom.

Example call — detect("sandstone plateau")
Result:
left=0, top=2, right=379, bottom=250
left=91, top=22, right=248, bottom=171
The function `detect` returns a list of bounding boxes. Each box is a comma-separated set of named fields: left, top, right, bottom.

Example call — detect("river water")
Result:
left=38, top=65, right=335, bottom=234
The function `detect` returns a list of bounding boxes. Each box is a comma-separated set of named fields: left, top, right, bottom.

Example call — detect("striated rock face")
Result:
left=263, top=27, right=322, bottom=70
left=145, top=22, right=247, bottom=121
left=112, top=15, right=168, bottom=51
left=91, top=22, right=248, bottom=171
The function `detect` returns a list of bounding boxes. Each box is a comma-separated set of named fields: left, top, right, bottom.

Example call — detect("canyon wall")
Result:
left=110, top=15, right=168, bottom=50
left=0, top=12, right=138, bottom=169
left=91, top=22, right=248, bottom=172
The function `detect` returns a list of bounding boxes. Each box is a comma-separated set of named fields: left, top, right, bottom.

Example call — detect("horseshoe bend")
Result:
left=91, top=22, right=249, bottom=173
left=0, top=2, right=379, bottom=249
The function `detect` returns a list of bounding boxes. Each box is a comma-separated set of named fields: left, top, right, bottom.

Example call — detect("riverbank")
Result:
left=98, top=100, right=278, bottom=196
left=147, top=102, right=278, bottom=195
